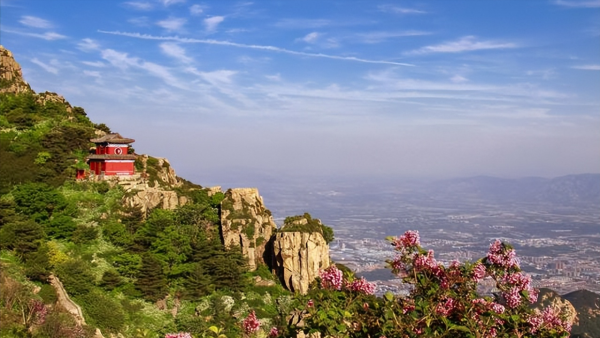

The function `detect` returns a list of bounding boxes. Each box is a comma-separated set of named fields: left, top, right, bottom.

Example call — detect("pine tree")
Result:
left=135, top=254, right=167, bottom=302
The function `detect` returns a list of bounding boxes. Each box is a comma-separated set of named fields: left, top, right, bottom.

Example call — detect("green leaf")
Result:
left=384, top=291, right=394, bottom=301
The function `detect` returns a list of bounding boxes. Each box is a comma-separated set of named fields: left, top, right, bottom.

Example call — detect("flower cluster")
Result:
left=529, top=306, right=572, bottom=334
left=487, top=240, right=519, bottom=269
left=165, top=333, right=192, bottom=338
left=319, top=265, right=344, bottom=290
left=347, top=277, right=376, bottom=295
left=319, top=265, right=376, bottom=295
left=392, top=230, right=420, bottom=249
left=242, top=310, right=261, bottom=334
left=268, top=327, right=279, bottom=337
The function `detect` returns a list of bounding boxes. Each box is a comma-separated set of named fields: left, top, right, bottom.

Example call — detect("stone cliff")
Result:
left=271, top=231, right=330, bottom=294
left=0, top=45, right=32, bottom=94
left=220, top=188, right=277, bottom=271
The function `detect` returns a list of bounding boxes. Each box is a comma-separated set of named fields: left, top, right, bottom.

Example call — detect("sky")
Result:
left=1, top=0, right=599, bottom=186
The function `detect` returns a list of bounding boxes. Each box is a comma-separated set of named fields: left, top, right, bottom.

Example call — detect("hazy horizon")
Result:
left=2, top=0, right=599, bottom=182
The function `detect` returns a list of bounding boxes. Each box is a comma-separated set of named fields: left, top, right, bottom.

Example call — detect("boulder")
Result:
left=272, top=231, right=330, bottom=294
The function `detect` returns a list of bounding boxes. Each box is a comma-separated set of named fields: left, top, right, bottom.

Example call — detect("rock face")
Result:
left=534, top=288, right=578, bottom=328
left=220, top=188, right=276, bottom=271
left=123, top=187, right=186, bottom=214
left=271, top=231, right=330, bottom=294
left=0, top=45, right=32, bottom=94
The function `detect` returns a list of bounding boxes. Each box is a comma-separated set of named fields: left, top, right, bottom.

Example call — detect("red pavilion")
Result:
left=87, top=133, right=136, bottom=177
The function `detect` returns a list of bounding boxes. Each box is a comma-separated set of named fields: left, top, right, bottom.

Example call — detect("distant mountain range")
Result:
left=427, top=174, right=600, bottom=206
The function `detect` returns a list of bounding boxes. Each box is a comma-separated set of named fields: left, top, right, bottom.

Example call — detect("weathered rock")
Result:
left=535, top=288, right=578, bottom=327
left=220, top=188, right=276, bottom=271
left=123, top=188, right=183, bottom=214
left=272, top=231, right=330, bottom=294
left=48, top=274, right=86, bottom=326
left=36, top=91, right=73, bottom=113
left=0, top=45, right=32, bottom=94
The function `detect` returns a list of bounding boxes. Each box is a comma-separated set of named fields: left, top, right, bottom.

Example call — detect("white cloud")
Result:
left=189, top=4, right=204, bottom=15
left=407, top=36, right=517, bottom=54
left=123, top=1, right=153, bottom=10
left=265, top=73, right=281, bottom=81
left=101, top=48, right=185, bottom=88
left=83, top=70, right=101, bottom=77
left=300, top=32, right=320, bottom=43
left=81, top=61, right=106, bottom=67
left=378, top=5, right=426, bottom=14
left=450, top=75, right=468, bottom=83
left=160, top=42, right=193, bottom=63
left=554, top=0, right=600, bottom=7
left=160, top=0, right=185, bottom=6
left=356, top=30, right=431, bottom=44
left=78, top=38, right=100, bottom=52
left=31, top=58, right=58, bottom=74
left=274, top=18, right=330, bottom=29
left=128, top=17, right=150, bottom=26
left=572, top=64, right=600, bottom=70
left=204, top=16, right=225, bottom=32
left=19, top=15, right=53, bottom=28
left=3, top=29, right=67, bottom=40
left=99, top=30, right=415, bottom=66
left=157, top=17, right=187, bottom=31
left=192, top=69, right=237, bottom=85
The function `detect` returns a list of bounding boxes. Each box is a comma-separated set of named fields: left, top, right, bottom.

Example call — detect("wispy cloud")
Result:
left=2, top=29, right=67, bottom=40
left=274, top=18, right=331, bottom=29
left=19, top=15, right=53, bottom=28
left=572, top=64, right=600, bottom=70
left=123, top=1, right=153, bottom=10
left=99, top=30, right=415, bottom=66
left=157, top=17, right=187, bottom=31
left=356, top=30, right=431, bottom=44
left=378, top=4, right=426, bottom=14
left=204, top=16, right=225, bottom=32
left=407, top=36, right=517, bottom=54
left=299, top=32, right=320, bottom=43
left=31, top=58, right=58, bottom=74
left=101, top=48, right=185, bottom=88
left=553, top=0, right=600, bottom=7
left=81, top=61, right=106, bottom=67
left=77, top=38, right=100, bottom=52
left=128, top=17, right=150, bottom=26
left=83, top=70, right=101, bottom=77
left=159, top=42, right=192, bottom=63
left=160, top=0, right=185, bottom=6
left=189, top=4, right=204, bottom=15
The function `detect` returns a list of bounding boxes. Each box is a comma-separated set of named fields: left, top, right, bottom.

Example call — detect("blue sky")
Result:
left=1, top=0, right=599, bottom=184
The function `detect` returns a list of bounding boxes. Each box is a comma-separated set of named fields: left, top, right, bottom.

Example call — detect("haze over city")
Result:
left=1, top=0, right=599, bottom=184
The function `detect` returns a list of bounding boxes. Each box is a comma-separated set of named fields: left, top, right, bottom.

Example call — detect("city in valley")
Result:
left=236, top=174, right=600, bottom=296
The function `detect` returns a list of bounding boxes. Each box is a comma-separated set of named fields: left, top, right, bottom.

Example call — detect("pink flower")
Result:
left=269, top=327, right=279, bottom=337
left=347, top=277, right=376, bottom=295
left=363, top=302, right=369, bottom=310
left=487, top=240, right=519, bottom=269
left=165, top=333, right=192, bottom=338
left=491, top=303, right=505, bottom=314
left=503, top=287, right=522, bottom=308
left=394, top=230, right=420, bottom=248
left=307, top=299, right=314, bottom=308
left=435, top=297, right=456, bottom=316
left=243, top=310, right=260, bottom=334
left=319, top=265, right=343, bottom=290
left=472, top=263, right=486, bottom=282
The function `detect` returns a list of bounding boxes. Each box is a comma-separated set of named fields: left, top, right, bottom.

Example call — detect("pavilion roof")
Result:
left=90, top=133, right=135, bottom=144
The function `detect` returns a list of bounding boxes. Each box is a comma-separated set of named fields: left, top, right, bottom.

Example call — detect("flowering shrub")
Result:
left=242, top=310, right=261, bottom=335
left=294, top=230, right=572, bottom=338
left=165, top=333, right=192, bottom=338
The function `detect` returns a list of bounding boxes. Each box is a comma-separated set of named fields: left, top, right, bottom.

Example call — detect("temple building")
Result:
left=86, top=133, right=137, bottom=177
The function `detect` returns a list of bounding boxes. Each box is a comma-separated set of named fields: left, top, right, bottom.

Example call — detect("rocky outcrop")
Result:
left=534, top=288, right=578, bottom=328
left=0, top=45, right=32, bottom=94
left=272, top=231, right=330, bottom=294
left=36, top=91, right=73, bottom=113
left=220, top=188, right=277, bottom=271
left=123, top=187, right=187, bottom=214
